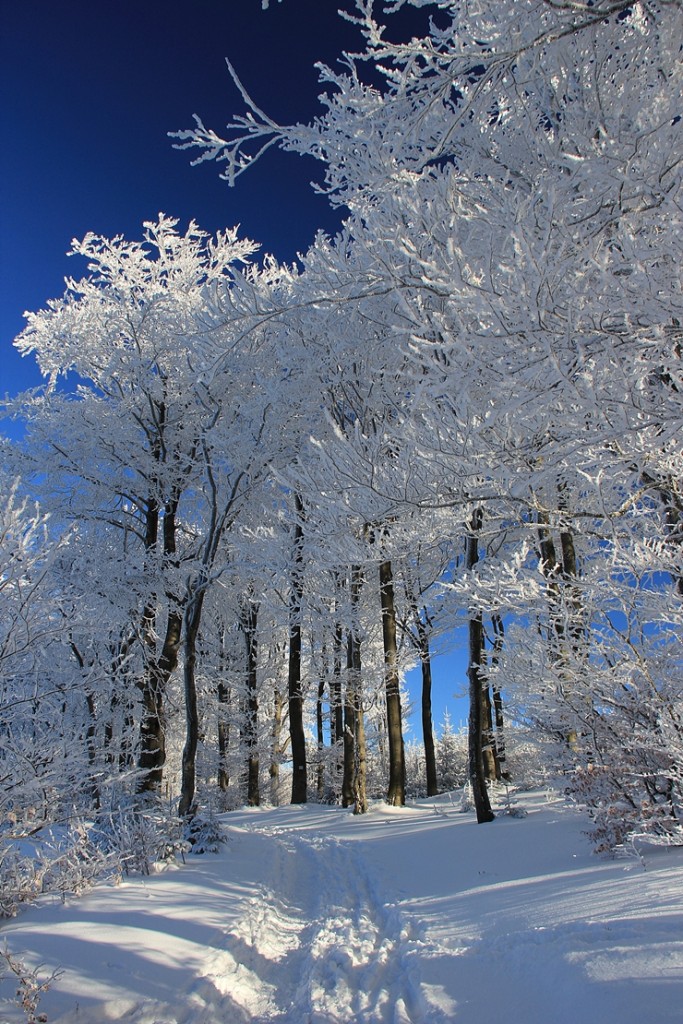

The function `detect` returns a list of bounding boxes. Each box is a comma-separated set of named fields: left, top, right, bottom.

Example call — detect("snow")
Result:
left=2, top=789, right=682, bottom=1024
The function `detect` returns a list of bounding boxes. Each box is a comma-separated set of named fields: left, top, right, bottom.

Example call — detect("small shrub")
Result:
left=0, top=849, right=43, bottom=919
left=93, top=803, right=190, bottom=875
left=183, top=811, right=227, bottom=855
left=0, top=944, right=62, bottom=1023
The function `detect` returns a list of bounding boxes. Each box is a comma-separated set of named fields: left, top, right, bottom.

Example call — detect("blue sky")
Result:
left=0, top=0, right=468, bottom=732
left=1, top=0, right=359, bottom=397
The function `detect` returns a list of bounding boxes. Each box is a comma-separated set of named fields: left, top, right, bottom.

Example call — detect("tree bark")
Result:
left=330, top=585, right=345, bottom=798
left=350, top=565, right=367, bottom=814
left=270, top=684, right=285, bottom=805
left=240, top=600, right=260, bottom=807
left=466, top=509, right=495, bottom=824
left=137, top=606, right=182, bottom=794
left=316, top=671, right=326, bottom=801
left=137, top=493, right=182, bottom=795
left=537, top=505, right=580, bottom=750
left=414, top=609, right=438, bottom=796
left=342, top=565, right=367, bottom=813
left=217, top=680, right=230, bottom=792
left=481, top=680, right=500, bottom=782
left=379, top=558, right=405, bottom=806
left=331, top=620, right=344, bottom=747
left=341, top=632, right=356, bottom=809
left=288, top=494, right=307, bottom=804
left=178, top=590, right=205, bottom=817
left=491, top=613, right=509, bottom=780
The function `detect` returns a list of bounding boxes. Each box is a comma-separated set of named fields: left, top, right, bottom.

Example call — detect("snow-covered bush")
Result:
left=1, top=821, right=119, bottom=919
left=436, top=714, right=468, bottom=794
left=404, top=738, right=427, bottom=799
left=0, top=944, right=62, bottom=1024
left=0, top=849, right=43, bottom=919
left=93, top=803, right=190, bottom=875
left=183, top=810, right=227, bottom=855
left=39, top=822, right=118, bottom=900
left=567, top=744, right=683, bottom=855
left=487, top=512, right=683, bottom=850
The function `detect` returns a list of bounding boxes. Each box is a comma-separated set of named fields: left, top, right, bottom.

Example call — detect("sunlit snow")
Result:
left=1, top=789, right=681, bottom=1023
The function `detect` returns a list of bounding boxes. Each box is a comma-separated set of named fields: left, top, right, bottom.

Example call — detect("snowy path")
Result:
left=203, top=826, right=437, bottom=1023
left=1, top=791, right=682, bottom=1023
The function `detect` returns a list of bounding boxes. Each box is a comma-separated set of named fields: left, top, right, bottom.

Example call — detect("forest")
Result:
left=1, top=0, right=681, bottom=915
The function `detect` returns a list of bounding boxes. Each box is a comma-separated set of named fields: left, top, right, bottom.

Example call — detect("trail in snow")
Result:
left=193, top=823, right=445, bottom=1023
left=1, top=790, right=682, bottom=1024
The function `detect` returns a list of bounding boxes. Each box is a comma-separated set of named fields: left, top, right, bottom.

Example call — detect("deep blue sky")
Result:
left=1, top=0, right=364, bottom=397
left=0, top=0, right=468, bottom=732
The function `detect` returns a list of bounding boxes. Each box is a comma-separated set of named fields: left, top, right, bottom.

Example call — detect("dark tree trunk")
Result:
left=537, top=510, right=563, bottom=644
left=379, top=558, right=405, bottom=806
left=217, top=628, right=231, bottom=792
left=137, top=493, right=182, bottom=795
left=178, top=590, right=205, bottom=817
left=350, top=565, right=367, bottom=814
left=560, top=525, right=584, bottom=651
left=316, top=672, right=326, bottom=801
left=288, top=494, right=308, bottom=804
left=217, top=681, right=230, bottom=792
left=137, top=606, right=182, bottom=793
left=491, top=614, right=509, bottom=779
left=421, top=655, right=438, bottom=797
left=240, top=600, right=260, bottom=807
left=414, top=610, right=438, bottom=797
left=342, top=565, right=367, bottom=813
left=537, top=505, right=580, bottom=749
left=466, top=509, right=495, bottom=824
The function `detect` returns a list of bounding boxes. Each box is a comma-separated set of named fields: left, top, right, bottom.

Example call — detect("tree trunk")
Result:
left=331, top=620, right=344, bottom=746
left=481, top=680, right=500, bottom=782
left=178, top=591, right=205, bottom=818
left=270, top=685, right=285, bottom=805
left=341, top=633, right=356, bottom=809
left=240, top=600, right=260, bottom=807
left=330, top=588, right=345, bottom=799
left=352, top=677, right=368, bottom=816
left=288, top=494, right=307, bottom=804
left=344, top=565, right=367, bottom=814
left=414, top=610, right=438, bottom=796
left=217, top=681, right=230, bottom=792
left=379, top=558, right=405, bottom=806
left=537, top=506, right=579, bottom=750
left=137, top=606, right=182, bottom=793
left=537, top=510, right=563, bottom=644
left=316, top=673, right=326, bottom=801
left=216, top=627, right=231, bottom=792
left=466, top=509, right=495, bottom=824
left=491, top=614, right=509, bottom=780
left=137, top=493, right=182, bottom=794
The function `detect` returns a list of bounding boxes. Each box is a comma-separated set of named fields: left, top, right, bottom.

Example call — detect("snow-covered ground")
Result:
left=1, top=788, right=682, bottom=1023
